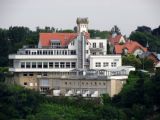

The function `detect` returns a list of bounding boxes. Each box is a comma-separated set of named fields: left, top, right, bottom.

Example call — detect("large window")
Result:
left=93, top=43, right=96, bottom=48
left=49, top=62, right=53, bottom=68
left=70, top=50, right=76, bottom=55
left=60, top=62, right=65, bottom=68
left=37, top=62, right=42, bottom=68
left=43, top=50, right=47, bottom=55
left=37, top=50, right=42, bottom=55
left=55, top=62, right=59, bottom=68
left=103, top=62, right=109, bottom=67
left=95, top=62, right=101, bottom=67
left=43, top=62, right=48, bottom=68
left=71, top=62, right=76, bottom=68
left=51, top=42, right=60, bottom=48
left=40, top=79, right=49, bottom=86
left=66, top=62, right=70, bottom=68
left=71, top=41, right=74, bottom=45
left=111, top=62, right=117, bottom=67
left=26, top=62, right=30, bottom=68
left=99, top=42, right=103, bottom=48
left=21, top=62, right=25, bottom=68
left=32, top=62, right=36, bottom=68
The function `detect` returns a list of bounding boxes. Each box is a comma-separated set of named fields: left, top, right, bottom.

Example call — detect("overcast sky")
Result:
left=0, top=0, right=160, bottom=36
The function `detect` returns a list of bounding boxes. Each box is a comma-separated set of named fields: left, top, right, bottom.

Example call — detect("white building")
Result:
left=9, top=18, right=135, bottom=97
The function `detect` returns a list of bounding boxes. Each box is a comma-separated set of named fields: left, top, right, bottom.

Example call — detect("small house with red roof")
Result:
left=108, top=34, right=126, bottom=53
left=108, top=34, right=148, bottom=56
left=109, top=34, right=126, bottom=45
left=114, top=40, right=148, bottom=56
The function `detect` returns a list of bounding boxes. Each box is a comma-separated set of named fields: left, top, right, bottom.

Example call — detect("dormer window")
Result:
left=71, top=41, right=74, bottom=46
left=50, top=40, right=61, bottom=48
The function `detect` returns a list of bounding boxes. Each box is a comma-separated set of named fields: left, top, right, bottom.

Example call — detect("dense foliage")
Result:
left=0, top=70, right=160, bottom=120
left=122, top=54, right=154, bottom=71
left=130, top=26, right=160, bottom=52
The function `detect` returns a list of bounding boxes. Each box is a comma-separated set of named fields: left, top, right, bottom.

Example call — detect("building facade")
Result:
left=9, top=18, right=135, bottom=97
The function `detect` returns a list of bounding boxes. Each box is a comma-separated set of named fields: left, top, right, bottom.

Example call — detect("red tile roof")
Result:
left=39, top=33, right=90, bottom=47
left=109, top=35, right=123, bottom=45
left=114, top=41, right=147, bottom=54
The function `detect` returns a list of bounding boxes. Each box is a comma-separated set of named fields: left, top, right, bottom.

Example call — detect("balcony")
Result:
left=89, top=47, right=104, bottom=51
left=9, top=54, right=77, bottom=60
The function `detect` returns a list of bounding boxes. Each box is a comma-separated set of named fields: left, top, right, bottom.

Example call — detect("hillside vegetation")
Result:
left=0, top=70, right=160, bottom=120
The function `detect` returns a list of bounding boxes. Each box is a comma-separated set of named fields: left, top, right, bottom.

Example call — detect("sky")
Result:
left=0, top=0, right=160, bottom=36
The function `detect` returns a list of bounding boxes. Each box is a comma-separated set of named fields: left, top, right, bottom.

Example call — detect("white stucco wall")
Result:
left=88, top=39, right=107, bottom=55
left=89, top=55, right=122, bottom=70
left=133, top=49, right=144, bottom=56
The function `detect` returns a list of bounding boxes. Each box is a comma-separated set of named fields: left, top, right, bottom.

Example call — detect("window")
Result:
left=55, top=62, right=59, bottom=68
left=66, top=62, right=70, bottom=68
left=93, top=43, right=96, bottom=48
left=86, top=50, right=88, bottom=54
left=99, top=42, right=103, bottom=48
left=24, top=82, right=27, bottom=85
left=50, top=50, right=53, bottom=55
left=71, top=50, right=76, bottom=55
left=51, top=42, right=60, bottom=48
left=21, top=62, right=25, bottom=68
left=95, top=82, right=97, bottom=85
left=30, top=83, right=33, bottom=86
left=92, top=52, right=96, bottom=55
left=23, top=73, right=27, bottom=76
left=40, top=87, right=49, bottom=92
left=95, top=62, right=101, bottom=67
left=26, top=62, right=30, bottom=68
left=71, top=41, right=74, bottom=45
left=60, top=62, right=65, bottom=68
left=37, top=50, right=42, bottom=55
left=43, top=73, right=47, bottom=76
left=40, top=79, right=49, bottom=86
left=43, top=62, right=48, bottom=68
left=99, top=70, right=105, bottom=76
left=49, top=62, right=53, bottom=68
left=43, top=50, right=47, bottom=55
left=37, top=62, right=42, bottom=68
left=29, top=73, right=33, bottom=76
left=111, top=62, right=117, bottom=67
left=32, top=62, right=36, bottom=68
left=103, top=62, right=109, bottom=67
left=71, top=62, right=76, bottom=68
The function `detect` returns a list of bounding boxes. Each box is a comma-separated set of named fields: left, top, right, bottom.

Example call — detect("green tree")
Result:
left=122, top=54, right=142, bottom=69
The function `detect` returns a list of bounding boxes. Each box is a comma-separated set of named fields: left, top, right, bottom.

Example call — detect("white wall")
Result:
left=77, top=24, right=88, bottom=33
left=88, top=39, right=107, bottom=55
left=89, top=55, right=122, bottom=70
left=133, top=49, right=144, bottom=56
left=68, top=38, right=77, bottom=50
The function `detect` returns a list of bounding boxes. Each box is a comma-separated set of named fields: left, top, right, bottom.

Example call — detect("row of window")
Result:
left=21, top=62, right=76, bottom=69
left=25, top=50, right=76, bottom=55
left=39, top=80, right=106, bottom=87
left=65, top=81, right=106, bottom=86
left=92, top=42, right=103, bottom=48
left=23, top=73, right=48, bottom=77
left=51, top=42, right=61, bottom=48
left=24, top=82, right=37, bottom=87
left=95, top=62, right=117, bottom=67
